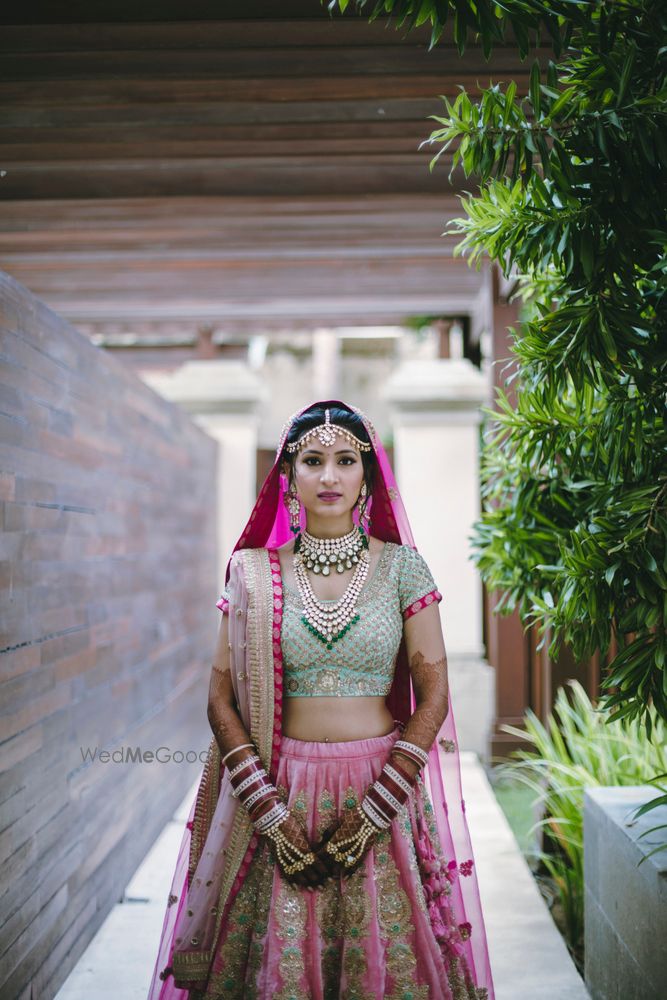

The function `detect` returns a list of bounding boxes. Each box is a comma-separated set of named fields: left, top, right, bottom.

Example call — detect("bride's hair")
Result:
left=281, top=402, right=378, bottom=502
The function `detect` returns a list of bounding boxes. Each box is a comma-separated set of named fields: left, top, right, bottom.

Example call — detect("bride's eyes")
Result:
left=303, top=457, right=356, bottom=466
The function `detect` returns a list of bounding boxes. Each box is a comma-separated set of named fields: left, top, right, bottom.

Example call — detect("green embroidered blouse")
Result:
left=280, top=542, right=442, bottom=698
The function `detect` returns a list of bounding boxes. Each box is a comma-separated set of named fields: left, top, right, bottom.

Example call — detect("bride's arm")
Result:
left=314, top=589, right=448, bottom=877
left=389, top=603, right=449, bottom=781
left=207, top=612, right=254, bottom=768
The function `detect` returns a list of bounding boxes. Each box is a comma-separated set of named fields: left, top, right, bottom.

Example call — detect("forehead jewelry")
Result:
left=284, top=408, right=373, bottom=454
left=276, top=404, right=377, bottom=458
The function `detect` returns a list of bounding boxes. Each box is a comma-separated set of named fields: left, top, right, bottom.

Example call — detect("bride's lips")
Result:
left=318, top=492, right=342, bottom=500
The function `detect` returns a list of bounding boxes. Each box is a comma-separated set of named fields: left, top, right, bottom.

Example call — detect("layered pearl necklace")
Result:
left=294, top=525, right=370, bottom=650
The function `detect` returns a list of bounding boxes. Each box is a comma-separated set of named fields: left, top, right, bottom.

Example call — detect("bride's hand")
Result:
left=313, top=807, right=380, bottom=879
left=263, top=811, right=331, bottom=890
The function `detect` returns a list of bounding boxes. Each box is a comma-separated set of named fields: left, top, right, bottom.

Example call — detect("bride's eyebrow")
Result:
left=302, top=448, right=357, bottom=456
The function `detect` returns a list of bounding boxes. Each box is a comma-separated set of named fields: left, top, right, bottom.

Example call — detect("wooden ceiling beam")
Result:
left=0, top=8, right=531, bottom=332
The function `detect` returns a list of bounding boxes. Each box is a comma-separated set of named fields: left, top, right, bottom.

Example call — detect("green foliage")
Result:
left=439, top=1, right=667, bottom=730
left=497, top=681, right=667, bottom=960
left=328, top=0, right=667, bottom=729
left=403, top=313, right=446, bottom=334
left=324, top=0, right=582, bottom=56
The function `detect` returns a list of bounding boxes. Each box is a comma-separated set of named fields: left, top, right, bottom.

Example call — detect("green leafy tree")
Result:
left=326, top=0, right=667, bottom=732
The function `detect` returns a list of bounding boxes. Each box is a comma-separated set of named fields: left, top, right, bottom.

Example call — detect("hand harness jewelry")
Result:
left=294, top=524, right=370, bottom=649
left=324, top=810, right=380, bottom=869
left=227, top=755, right=316, bottom=876
left=326, top=748, right=424, bottom=869
left=262, top=819, right=317, bottom=875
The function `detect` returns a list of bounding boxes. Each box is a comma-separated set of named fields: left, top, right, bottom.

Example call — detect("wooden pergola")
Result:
left=0, top=2, right=596, bottom=754
left=0, top=2, right=549, bottom=343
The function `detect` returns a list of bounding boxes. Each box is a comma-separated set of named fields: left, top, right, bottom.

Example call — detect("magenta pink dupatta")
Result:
left=147, top=399, right=495, bottom=999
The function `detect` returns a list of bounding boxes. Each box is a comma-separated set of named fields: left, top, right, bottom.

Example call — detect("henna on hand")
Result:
left=207, top=681, right=257, bottom=769
left=392, top=650, right=449, bottom=778
left=266, top=812, right=331, bottom=890
left=208, top=614, right=258, bottom=768
left=314, top=805, right=379, bottom=879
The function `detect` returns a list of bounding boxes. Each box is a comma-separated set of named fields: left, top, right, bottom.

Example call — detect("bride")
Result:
left=147, top=399, right=494, bottom=999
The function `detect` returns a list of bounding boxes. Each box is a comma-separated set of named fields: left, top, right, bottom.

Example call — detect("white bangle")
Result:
left=361, top=797, right=391, bottom=830
left=371, top=781, right=403, bottom=814
left=383, top=764, right=413, bottom=797
left=394, top=739, right=429, bottom=766
left=228, top=754, right=261, bottom=780
left=243, top=785, right=275, bottom=811
left=222, top=743, right=255, bottom=765
left=253, top=802, right=289, bottom=833
left=362, top=794, right=392, bottom=826
left=232, top=769, right=269, bottom=798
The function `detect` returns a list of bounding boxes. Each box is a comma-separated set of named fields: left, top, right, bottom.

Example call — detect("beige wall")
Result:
left=385, top=358, right=496, bottom=760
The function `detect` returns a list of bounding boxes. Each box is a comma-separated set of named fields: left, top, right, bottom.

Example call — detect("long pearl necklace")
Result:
left=294, top=525, right=369, bottom=650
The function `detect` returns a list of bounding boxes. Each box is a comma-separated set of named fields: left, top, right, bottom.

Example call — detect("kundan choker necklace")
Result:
left=298, top=525, right=364, bottom=575
left=293, top=525, right=370, bottom=649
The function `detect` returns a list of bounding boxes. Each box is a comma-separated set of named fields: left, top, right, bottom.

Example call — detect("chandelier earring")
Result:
left=283, top=483, right=302, bottom=534
left=358, top=480, right=371, bottom=529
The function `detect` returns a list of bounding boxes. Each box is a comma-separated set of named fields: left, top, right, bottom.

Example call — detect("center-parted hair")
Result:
left=281, top=403, right=377, bottom=499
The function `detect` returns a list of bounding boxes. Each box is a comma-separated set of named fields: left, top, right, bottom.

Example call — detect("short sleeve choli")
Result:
left=279, top=542, right=442, bottom=697
left=215, top=543, right=442, bottom=696
left=397, top=545, right=443, bottom=620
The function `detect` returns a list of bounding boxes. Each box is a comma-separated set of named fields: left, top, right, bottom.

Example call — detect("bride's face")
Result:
left=289, top=438, right=365, bottom=517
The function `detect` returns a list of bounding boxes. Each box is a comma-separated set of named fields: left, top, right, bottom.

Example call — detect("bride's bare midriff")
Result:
left=282, top=695, right=395, bottom=742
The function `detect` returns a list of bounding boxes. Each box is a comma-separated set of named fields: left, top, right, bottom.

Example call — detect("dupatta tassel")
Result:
left=424, top=873, right=439, bottom=894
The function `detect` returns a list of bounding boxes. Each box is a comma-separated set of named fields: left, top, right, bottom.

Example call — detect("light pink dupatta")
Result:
left=147, top=399, right=495, bottom=999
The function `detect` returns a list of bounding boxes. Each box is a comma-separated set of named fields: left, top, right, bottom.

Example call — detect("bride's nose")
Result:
left=319, top=461, right=339, bottom=485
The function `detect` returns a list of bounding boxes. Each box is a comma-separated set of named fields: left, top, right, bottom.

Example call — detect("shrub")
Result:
left=496, top=680, right=667, bottom=965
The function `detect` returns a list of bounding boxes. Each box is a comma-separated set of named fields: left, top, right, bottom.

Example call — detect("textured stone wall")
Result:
left=0, top=272, right=218, bottom=998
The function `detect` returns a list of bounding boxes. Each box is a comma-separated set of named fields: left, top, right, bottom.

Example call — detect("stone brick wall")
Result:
left=0, top=272, right=218, bottom=998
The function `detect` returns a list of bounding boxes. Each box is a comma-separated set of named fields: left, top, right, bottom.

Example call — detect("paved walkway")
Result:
left=56, top=753, right=589, bottom=1000
left=460, top=754, right=589, bottom=1000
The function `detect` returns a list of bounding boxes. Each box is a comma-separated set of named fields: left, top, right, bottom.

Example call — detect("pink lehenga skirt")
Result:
left=192, top=726, right=486, bottom=1000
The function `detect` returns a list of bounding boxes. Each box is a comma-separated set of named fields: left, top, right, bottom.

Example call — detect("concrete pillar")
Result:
left=312, top=327, right=341, bottom=399
left=383, top=358, right=495, bottom=761
left=141, top=360, right=264, bottom=592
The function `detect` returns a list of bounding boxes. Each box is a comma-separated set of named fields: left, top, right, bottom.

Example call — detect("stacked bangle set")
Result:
left=325, top=738, right=430, bottom=870
left=223, top=742, right=316, bottom=876
left=223, top=738, right=430, bottom=876
left=362, top=738, right=428, bottom=830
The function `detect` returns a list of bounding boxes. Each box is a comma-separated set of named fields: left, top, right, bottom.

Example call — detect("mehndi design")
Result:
left=390, top=652, right=449, bottom=779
